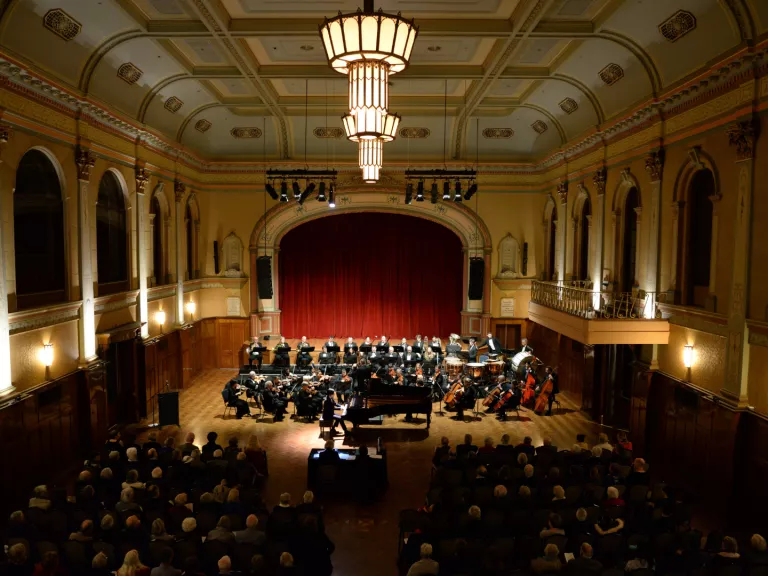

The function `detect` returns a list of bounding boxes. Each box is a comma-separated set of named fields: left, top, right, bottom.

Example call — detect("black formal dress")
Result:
left=322, top=396, right=348, bottom=432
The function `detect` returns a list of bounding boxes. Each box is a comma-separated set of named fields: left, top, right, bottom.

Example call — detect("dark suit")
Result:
left=273, top=344, right=290, bottom=367
left=468, top=344, right=478, bottom=362
left=322, top=397, right=347, bottom=432
left=445, top=343, right=462, bottom=357
left=263, top=389, right=286, bottom=420
left=412, top=341, right=424, bottom=353
left=482, top=337, right=503, bottom=356
left=565, top=556, right=603, bottom=575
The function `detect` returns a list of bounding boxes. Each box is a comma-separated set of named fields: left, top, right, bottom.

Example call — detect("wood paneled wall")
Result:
left=216, top=318, right=248, bottom=368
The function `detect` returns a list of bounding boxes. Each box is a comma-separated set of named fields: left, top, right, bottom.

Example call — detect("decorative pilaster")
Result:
left=723, top=119, right=758, bottom=404
left=669, top=200, right=684, bottom=291
left=75, top=147, right=97, bottom=363
left=708, top=193, right=722, bottom=306
left=174, top=179, right=185, bottom=326
left=135, top=165, right=149, bottom=338
left=556, top=181, right=568, bottom=283
left=0, top=124, right=14, bottom=395
left=193, top=221, right=200, bottom=279
left=585, top=214, right=593, bottom=280
left=568, top=215, right=577, bottom=280
left=644, top=150, right=663, bottom=294
left=592, top=168, right=606, bottom=292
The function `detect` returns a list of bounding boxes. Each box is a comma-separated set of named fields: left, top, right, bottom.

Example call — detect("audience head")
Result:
left=468, top=505, right=481, bottom=519
left=598, top=432, right=609, bottom=444
left=493, top=485, right=507, bottom=498
left=7, top=543, right=26, bottom=566
left=553, top=485, right=565, bottom=500
left=500, top=434, right=510, bottom=446
left=217, top=555, right=232, bottom=572
left=617, top=431, right=628, bottom=443
left=147, top=448, right=157, bottom=459
left=217, top=516, right=231, bottom=531
left=576, top=508, right=587, bottom=522
left=607, top=486, right=619, bottom=500
left=324, top=439, right=335, bottom=450
left=120, top=487, right=134, bottom=503
left=213, top=449, right=223, bottom=459
left=580, top=542, right=593, bottom=559
left=120, top=549, right=143, bottom=571
left=151, top=467, right=162, bottom=479
left=9, top=510, right=24, bottom=524
left=92, top=552, right=108, bottom=569
left=633, top=457, right=647, bottom=472
left=126, top=447, right=138, bottom=461
left=524, top=464, right=534, bottom=478
left=517, top=453, right=528, bottom=466
left=228, top=437, right=239, bottom=448
left=303, top=490, right=314, bottom=504
left=236, top=452, right=246, bottom=462
left=519, top=486, right=531, bottom=498
left=125, top=515, right=141, bottom=529
left=125, top=469, right=139, bottom=484
left=185, top=432, right=195, bottom=444
left=751, top=534, right=767, bottom=552
left=279, top=492, right=291, bottom=507
left=280, top=552, right=294, bottom=567
left=592, top=446, right=603, bottom=458
left=723, top=536, right=739, bottom=554
left=100, top=514, right=115, bottom=531
left=227, top=488, right=240, bottom=503
left=174, top=493, right=188, bottom=506
left=100, top=467, right=113, bottom=480
left=523, top=436, right=532, bottom=446
left=483, top=437, right=493, bottom=448
left=246, top=514, right=258, bottom=529
left=182, top=517, right=197, bottom=533
left=440, top=436, right=449, bottom=447
left=543, top=437, right=552, bottom=446
left=420, top=543, right=433, bottom=559
left=464, top=433, right=472, bottom=445
left=544, top=544, right=559, bottom=560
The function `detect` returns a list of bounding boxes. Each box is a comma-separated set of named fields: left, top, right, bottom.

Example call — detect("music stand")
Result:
left=249, top=346, right=267, bottom=373
left=393, top=345, right=404, bottom=354
left=376, top=344, right=389, bottom=353
left=359, top=344, right=372, bottom=354
left=430, top=345, right=443, bottom=358
left=327, top=345, right=340, bottom=354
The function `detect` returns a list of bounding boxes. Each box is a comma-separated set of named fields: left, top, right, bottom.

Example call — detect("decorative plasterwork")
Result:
left=147, top=286, right=177, bottom=302
left=94, top=291, right=140, bottom=315
left=174, top=179, right=186, bottom=202
left=9, top=301, right=82, bottom=335
left=532, top=120, right=548, bottom=134
left=557, top=181, right=568, bottom=203
left=42, top=9, right=81, bottom=42
left=399, top=127, right=431, bottom=139
left=559, top=98, right=578, bottom=115
left=645, top=150, right=664, bottom=181
left=164, top=96, right=183, bottom=113
left=659, top=10, right=697, bottom=43
left=0, top=123, right=13, bottom=145
left=482, top=128, right=514, bottom=139
left=117, top=63, right=143, bottom=85
left=194, top=119, right=212, bottom=133
left=599, top=63, right=624, bottom=86
left=75, top=147, right=96, bottom=181
left=593, top=168, right=606, bottom=196
left=135, top=166, right=149, bottom=193
left=727, top=120, right=759, bottom=161
left=313, top=127, right=343, bottom=139
left=230, top=127, right=262, bottom=139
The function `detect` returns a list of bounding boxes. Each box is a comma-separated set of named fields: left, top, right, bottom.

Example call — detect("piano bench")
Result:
left=319, top=418, right=331, bottom=435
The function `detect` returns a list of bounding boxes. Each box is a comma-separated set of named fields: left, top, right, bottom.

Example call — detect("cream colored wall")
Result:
left=747, top=343, right=768, bottom=414
left=656, top=323, right=727, bottom=396
left=9, top=320, right=80, bottom=390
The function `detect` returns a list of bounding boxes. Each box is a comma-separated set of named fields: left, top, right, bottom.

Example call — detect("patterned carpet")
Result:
left=148, top=369, right=602, bottom=576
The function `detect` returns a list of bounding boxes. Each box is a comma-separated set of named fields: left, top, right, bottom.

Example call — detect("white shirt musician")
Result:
left=403, top=345, right=421, bottom=364
left=520, top=338, right=533, bottom=354
left=413, top=335, right=424, bottom=353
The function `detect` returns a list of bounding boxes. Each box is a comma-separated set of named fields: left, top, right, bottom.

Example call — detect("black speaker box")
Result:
left=158, top=391, right=180, bottom=427
left=256, top=256, right=274, bottom=299
left=468, top=257, right=484, bottom=300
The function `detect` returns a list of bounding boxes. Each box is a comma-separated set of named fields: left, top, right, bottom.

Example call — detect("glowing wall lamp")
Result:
left=155, top=310, right=167, bottom=334
left=683, top=344, right=694, bottom=369
left=41, top=343, right=54, bottom=380
left=185, top=301, right=196, bottom=322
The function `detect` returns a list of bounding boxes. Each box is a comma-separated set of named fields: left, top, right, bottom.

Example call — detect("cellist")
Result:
left=522, top=365, right=537, bottom=408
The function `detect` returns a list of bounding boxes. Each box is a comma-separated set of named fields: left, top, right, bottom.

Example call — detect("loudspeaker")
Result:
left=158, top=391, right=180, bottom=427
left=213, top=241, right=219, bottom=274
left=256, top=256, right=273, bottom=299
left=468, top=257, right=484, bottom=300
left=522, top=242, right=528, bottom=276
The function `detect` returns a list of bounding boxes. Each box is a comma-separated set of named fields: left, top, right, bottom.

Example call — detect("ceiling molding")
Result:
left=137, top=73, right=188, bottom=122
left=175, top=101, right=220, bottom=142
left=79, top=29, right=146, bottom=92
left=520, top=103, right=566, bottom=145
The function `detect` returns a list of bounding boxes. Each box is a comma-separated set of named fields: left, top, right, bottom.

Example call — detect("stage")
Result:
left=143, top=368, right=600, bottom=576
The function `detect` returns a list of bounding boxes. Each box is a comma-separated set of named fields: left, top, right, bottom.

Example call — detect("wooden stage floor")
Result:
left=155, top=369, right=602, bottom=576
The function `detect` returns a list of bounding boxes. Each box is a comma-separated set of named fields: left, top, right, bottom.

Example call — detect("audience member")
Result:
left=406, top=543, right=438, bottom=576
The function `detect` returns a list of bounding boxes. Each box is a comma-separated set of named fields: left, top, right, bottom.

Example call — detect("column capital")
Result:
left=644, top=149, right=664, bottom=181
left=75, top=147, right=96, bottom=182
left=556, top=180, right=568, bottom=204
left=709, top=193, right=723, bottom=215
left=174, top=179, right=186, bottom=202
left=634, top=206, right=643, bottom=219
left=135, top=166, right=149, bottom=194
left=592, top=168, right=606, bottom=196
left=727, top=119, right=759, bottom=161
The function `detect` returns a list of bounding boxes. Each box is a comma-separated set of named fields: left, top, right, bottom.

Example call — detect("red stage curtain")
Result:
left=279, top=212, right=462, bottom=338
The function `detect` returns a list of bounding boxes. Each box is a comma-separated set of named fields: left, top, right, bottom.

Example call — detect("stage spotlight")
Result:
left=279, top=181, right=289, bottom=202
left=416, top=180, right=424, bottom=202
left=317, top=181, right=327, bottom=202
left=430, top=181, right=439, bottom=204
left=454, top=179, right=462, bottom=202
left=265, top=181, right=278, bottom=200
left=405, top=183, right=413, bottom=205
left=292, top=180, right=301, bottom=199
left=464, top=181, right=478, bottom=200
left=442, top=181, right=451, bottom=201
left=328, top=183, right=336, bottom=208
left=298, top=182, right=315, bottom=205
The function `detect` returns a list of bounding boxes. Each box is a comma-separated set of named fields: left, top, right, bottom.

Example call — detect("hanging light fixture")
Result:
left=320, top=0, right=418, bottom=182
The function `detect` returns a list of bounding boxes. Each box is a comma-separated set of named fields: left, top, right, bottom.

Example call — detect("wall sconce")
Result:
left=155, top=310, right=166, bottom=334
left=41, top=343, right=54, bottom=380
left=683, top=344, right=694, bottom=368
left=185, top=301, right=196, bottom=321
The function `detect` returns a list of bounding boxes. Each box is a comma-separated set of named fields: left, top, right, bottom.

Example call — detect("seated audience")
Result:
left=567, top=543, right=602, bottom=575
left=531, top=543, right=561, bottom=574
left=407, top=543, right=438, bottom=576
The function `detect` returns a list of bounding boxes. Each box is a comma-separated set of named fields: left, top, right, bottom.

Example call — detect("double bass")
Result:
left=534, top=374, right=554, bottom=414
left=522, top=372, right=537, bottom=407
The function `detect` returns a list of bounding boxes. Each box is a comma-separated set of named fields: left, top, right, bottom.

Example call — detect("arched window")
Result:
left=96, top=171, right=128, bottom=295
left=150, top=195, right=164, bottom=286
left=620, top=187, right=639, bottom=292
left=578, top=198, right=591, bottom=281
left=13, top=149, right=65, bottom=309
left=546, top=203, right=558, bottom=281
left=681, top=169, right=715, bottom=307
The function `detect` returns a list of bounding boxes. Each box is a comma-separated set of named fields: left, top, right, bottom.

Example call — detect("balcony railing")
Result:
left=531, top=280, right=665, bottom=320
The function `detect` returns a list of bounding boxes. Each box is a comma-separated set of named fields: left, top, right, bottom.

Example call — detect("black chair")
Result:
left=148, top=541, right=173, bottom=567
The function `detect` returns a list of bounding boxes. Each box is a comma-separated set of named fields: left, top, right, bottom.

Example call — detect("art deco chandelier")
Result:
left=319, top=0, right=418, bottom=183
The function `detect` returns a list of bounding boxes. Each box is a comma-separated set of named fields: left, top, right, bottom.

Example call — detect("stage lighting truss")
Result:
left=266, top=169, right=338, bottom=206
left=404, top=169, right=478, bottom=204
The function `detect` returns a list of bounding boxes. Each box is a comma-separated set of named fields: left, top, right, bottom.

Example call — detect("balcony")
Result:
left=528, top=281, right=670, bottom=345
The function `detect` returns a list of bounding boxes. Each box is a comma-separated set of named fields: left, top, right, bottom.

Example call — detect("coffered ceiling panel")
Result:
left=272, top=78, right=348, bottom=97
left=556, top=38, right=651, bottom=120
left=129, top=0, right=197, bottom=19
left=90, top=37, right=186, bottom=118
left=466, top=108, right=562, bottom=158
left=515, top=39, right=569, bottom=67
left=524, top=79, right=598, bottom=139
left=601, top=0, right=740, bottom=87
left=180, top=107, right=280, bottom=158
left=390, top=79, right=466, bottom=97
left=208, top=78, right=256, bottom=98
left=387, top=115, right=455, bottom=160
left=0, top=0, right=135, bottom=86
left=488, top=79, right=535, bottom=98
left=545, top=0, right=612, bottom=20
left=144, top=79, right=217, bottom=139
left=410, top=37, right=494, bottom=66
left=246, top=37, right=327, bottom=65
left=171, top=38, right=231, bottom=66
left=288, top=115, right=357, bottom=161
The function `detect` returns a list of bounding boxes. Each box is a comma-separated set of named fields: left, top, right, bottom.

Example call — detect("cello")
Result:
left=522, top=372, right=537, bottom=407
left=444, top=380, right=463, bottom=409
left=534, top=374, right=554, bottom=414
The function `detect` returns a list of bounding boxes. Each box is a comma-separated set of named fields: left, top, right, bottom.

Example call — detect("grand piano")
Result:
left=343, top=380, right=432, bottom=429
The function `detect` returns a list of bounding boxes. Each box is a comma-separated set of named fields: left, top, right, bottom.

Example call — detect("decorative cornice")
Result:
left=592, top=168, right=606, bottom=195
left=727, top=119, right=759, bottom=161
left=147, top=285, right=177, bottom=302
left=8, top=301, right=82, bottom=335
left=174, top=179, right=186, bottom=202
left=94, top=291, right=139, bottom=314
left=75, top=146, right=96, bottom=181
left=644, top=150, right=664, bottom=181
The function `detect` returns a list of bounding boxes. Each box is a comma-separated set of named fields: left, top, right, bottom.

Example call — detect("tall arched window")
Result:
left=682, top=170, right=715, bottom=307
left=14, top=149, right=65, bottom=309
left=150, top=195, right=164, bottom=286
left=96, top=171, right=128, bottom=295
left=546, top=203, right=558, bottom=281
left=621, top=187, right=639, bottom=292
left=579, top=198, right=591, bottom=281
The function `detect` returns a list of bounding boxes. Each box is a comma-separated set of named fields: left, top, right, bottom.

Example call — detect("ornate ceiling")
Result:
left=0, top=0, right=761, bottom=163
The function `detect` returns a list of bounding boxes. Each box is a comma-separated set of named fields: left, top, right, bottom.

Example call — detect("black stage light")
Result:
left=464, top=182, right=478, bottom=201
left=328, top=184, right=336, bottom=208
left=442, top=180, right=451, bottom=200
left=416, top=179, right=424, bottom=201
left=454, top=179, right=462, bottom=202
left=265, top=182, right=278, bottom=200
left=279, top=181, right=289, bottom=202
left=292, top=180, right=301, bottom=199
left=430, top=181, right=439, bottom=204
left=317, top=181, right=327, bottom=202
left=298, top=182, right=315, bottom=205
left=405, top=183, right=413, bottom=205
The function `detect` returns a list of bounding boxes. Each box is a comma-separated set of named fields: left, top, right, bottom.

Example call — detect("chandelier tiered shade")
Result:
left=342, top=111, right=401, bottom=143
left=319, top=8, right=418, bottom=75
left=359, top=139, right=383, bottom=184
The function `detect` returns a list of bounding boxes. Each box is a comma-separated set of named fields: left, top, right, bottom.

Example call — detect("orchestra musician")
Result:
left=430, top=336, right=443, bottom=362
left=223, top=379, right=251, bottom=419
left=467, top=337, right=478, bottom=363
left=385, top=346, right=399, bottom=366
left=544, top=366, right=559, bottom=416
left=494, top=376, right=520, bottom=421
left=273, top=337, right=290, bottom=368
left=445, top=334, right=462, bottom=357
left=343, top=337, right=358, bottom=364
left=479, top=332, right=503, bottom=361
left=402, top=345, right=421, bottom=365
left=296, top=382, right=320, bottom=420
left=322, top=390, right=349, bottom=435
left=297, top=336, right=312, bottom=369
left=413, top=334, right=425, bottom=353
left=319, top=346, right=334, bottom=365
left=263, top=381, right=287, bottom=421
left=400, top=337, right=408, bottom=351
left=520, top=338, right=534, bottom=354
left=334, top=369, right=353, bottom=403
left=247, top=337, right=263, bottom=371
left=376, top=335, right=389, bottom=351
left=452, top=378, right=476, bottom=421
left=243, top=371, right=261, bottom=399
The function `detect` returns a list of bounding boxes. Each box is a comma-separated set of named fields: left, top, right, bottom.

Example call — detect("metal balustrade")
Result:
left=531, top=280, right=663, bottom=320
